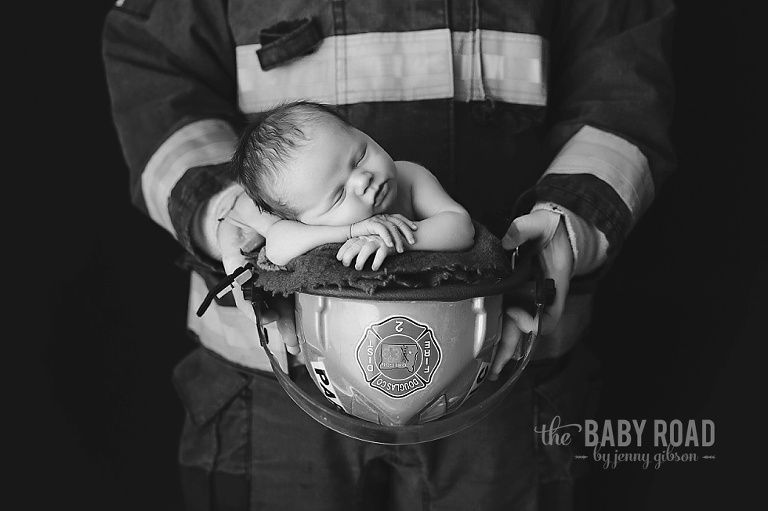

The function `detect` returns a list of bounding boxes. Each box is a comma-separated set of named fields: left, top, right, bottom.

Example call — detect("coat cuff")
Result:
left=169, top=162, right=237, bottom=262
left=536, top=125, right=654, bottom=255
left=139, top=118, right=238, bottom=244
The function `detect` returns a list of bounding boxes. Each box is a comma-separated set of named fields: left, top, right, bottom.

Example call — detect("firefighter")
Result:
left=102, top=0, right=675, bottom=509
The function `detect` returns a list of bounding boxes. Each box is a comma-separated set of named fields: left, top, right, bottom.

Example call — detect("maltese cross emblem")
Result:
left=356, top=316, right=442, bottom=398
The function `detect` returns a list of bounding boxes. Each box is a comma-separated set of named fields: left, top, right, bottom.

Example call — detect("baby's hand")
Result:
left=350, top=214, right=417, bottom=254
left=337, top=235, right=398, bottom=271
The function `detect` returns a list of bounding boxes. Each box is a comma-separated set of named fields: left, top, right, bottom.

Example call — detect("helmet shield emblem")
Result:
left=356, top=316, right=442, bottom=398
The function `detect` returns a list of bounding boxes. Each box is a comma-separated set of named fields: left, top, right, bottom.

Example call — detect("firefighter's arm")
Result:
left=492, top=0, right=675, bottom=377
left=536, top=0, right=676, bottom=261
left=103, top=0, right=242, bottom=264
left=102, top=0, right=297, bottom=345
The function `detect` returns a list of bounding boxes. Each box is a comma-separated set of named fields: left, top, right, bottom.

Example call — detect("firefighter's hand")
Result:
left=217, top=209, right=300, bottom=355
left=488, top=210, right=574, bottom=380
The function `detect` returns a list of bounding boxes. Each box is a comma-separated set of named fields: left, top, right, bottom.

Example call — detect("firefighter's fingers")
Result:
left=500, top=210, right=559, bottom=252
left=504, top=306, right=536, bottom=334
left=218, top=220, right=248, bottom=275
left=489, top=309, right=530, bottom=381
left=539, top=273, right=570, bottom=335
left=501, top=210, right=573, bottom=335
left=218, top=221, right=251, bottom=321
left=488, top=316, right=524, bottom=381
left=536, top=219, right=573, bottom=335
left=259, top=305, right=279, bottom=324
left=230, top=285, right=257, bottom=324
left=268, top=295, right=299, bottom=355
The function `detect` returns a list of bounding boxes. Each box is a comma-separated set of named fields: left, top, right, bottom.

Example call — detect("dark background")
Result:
left=39, top=1, right=764, bottom=509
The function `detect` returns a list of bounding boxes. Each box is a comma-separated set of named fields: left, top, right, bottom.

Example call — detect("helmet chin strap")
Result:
left=252, top=281, right=548, bottom=445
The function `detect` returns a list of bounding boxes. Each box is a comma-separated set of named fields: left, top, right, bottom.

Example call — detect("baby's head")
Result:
left=232, top=100, right=398, bottom=226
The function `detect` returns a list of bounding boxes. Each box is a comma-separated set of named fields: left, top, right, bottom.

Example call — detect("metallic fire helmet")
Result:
left=251, top=255, right=552, bottom=445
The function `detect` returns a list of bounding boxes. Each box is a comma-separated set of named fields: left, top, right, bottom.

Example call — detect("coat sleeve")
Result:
left=537, top=0, right=676, bottom=259
left=102, top=0, right=244, bottom=262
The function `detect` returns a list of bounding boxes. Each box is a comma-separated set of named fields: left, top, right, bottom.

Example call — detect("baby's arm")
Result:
left=265, top=221, right=350, bottom=266
left=266, top=214, right=416, bottom=266
left=400, top=162, right=475, bottom=251
left=219, top=198, right=341, bottom=266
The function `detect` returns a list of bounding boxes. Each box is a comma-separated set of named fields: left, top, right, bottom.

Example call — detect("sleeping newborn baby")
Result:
left=230, top=100, right=475, bottom=271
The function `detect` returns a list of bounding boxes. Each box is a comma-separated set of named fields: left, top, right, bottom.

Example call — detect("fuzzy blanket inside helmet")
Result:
left=245, top=220, right=514, bottom=296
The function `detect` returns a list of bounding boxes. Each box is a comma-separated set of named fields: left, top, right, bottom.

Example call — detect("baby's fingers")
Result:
left=371, top=246, right=389, bottom=271
left=387, top=216, right=416, bottom=246
left=338, top=239, right=363, bottom=266
left=370, top=222, right=395, bottom=248
left=355, top=242, right=379, bottom=270
left=389, top=214, right=418, bottom=231
left=336, top=239, right=355, bottom=260
left=381, top=221, right=405, bottom=253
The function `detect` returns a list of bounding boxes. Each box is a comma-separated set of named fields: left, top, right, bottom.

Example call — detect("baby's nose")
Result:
left=350, top=170, right=373, bottom=197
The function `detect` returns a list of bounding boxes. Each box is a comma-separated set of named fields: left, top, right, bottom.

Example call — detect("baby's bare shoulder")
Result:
left=395, top=160, right=431, bottom=174
left=394, top=160, right=435, bottom=186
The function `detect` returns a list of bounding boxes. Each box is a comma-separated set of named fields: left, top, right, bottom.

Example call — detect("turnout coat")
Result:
left=103, top=0, right=675, bottom=376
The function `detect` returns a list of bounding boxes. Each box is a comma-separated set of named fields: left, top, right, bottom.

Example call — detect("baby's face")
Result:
left=274, top=120, right=398, bottom=226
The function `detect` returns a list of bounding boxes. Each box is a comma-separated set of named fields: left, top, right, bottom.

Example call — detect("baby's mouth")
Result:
left=373, top=181, right=389, bottom=208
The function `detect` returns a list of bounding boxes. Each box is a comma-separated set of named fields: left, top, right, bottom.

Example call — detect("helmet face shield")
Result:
left=297, top=294, right=502, bottom=426
left=252, top=274, right=548, bottom=445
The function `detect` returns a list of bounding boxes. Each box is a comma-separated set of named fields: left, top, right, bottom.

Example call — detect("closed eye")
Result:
left=333, top=187, right=345, bottom=206
left=355, top=146, right=367, bottom=167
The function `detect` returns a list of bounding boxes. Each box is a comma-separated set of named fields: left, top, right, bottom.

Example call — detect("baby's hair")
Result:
left=231, top=100, right=351, bottom=219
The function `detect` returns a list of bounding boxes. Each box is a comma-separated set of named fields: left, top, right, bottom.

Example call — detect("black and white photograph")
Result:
left=40, top=1, right=763, bottom=509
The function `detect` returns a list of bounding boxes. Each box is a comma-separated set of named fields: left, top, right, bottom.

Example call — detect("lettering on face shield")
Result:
left=356, top=316, right=442, bottom=398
